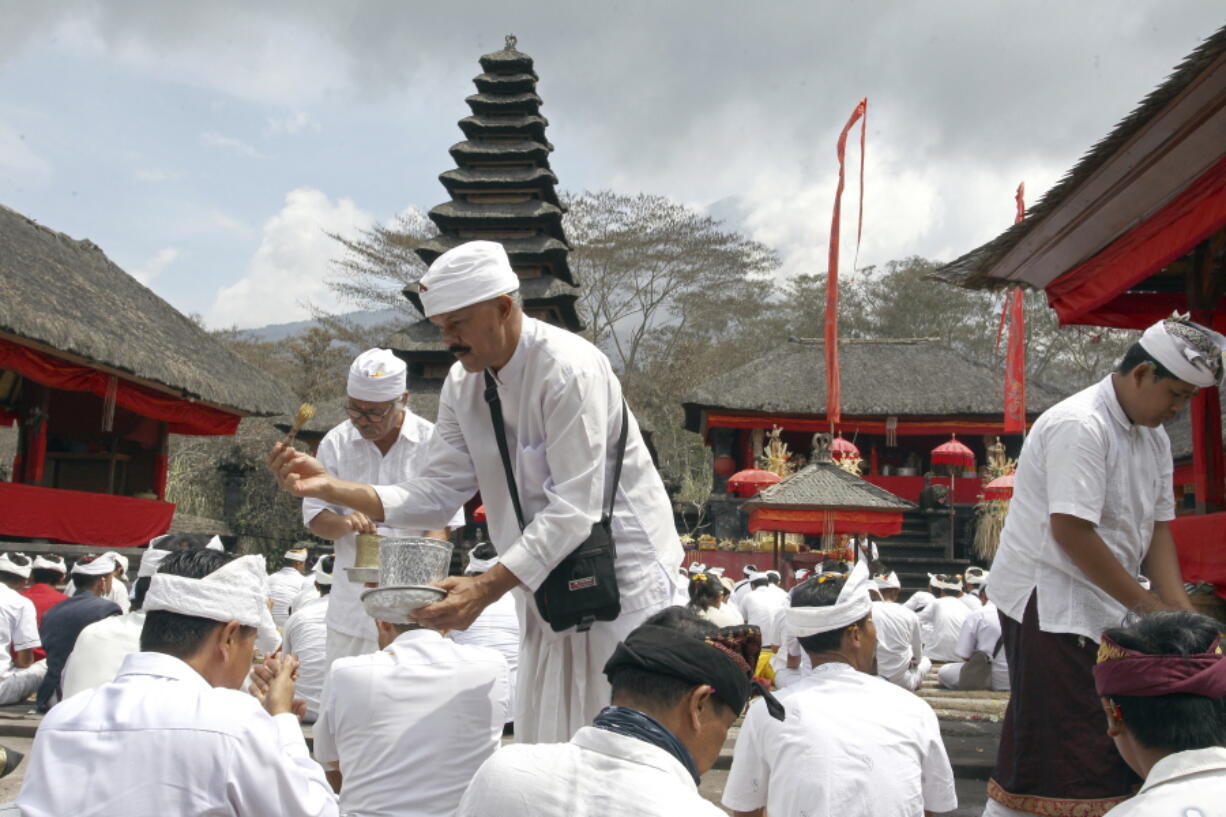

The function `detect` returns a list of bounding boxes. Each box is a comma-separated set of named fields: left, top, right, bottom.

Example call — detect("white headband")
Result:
left=1137, top=318, right=1226, bottom=388
left=929, top=573, right=963, bottom=592
left=964, top=567, right=989, bottom=587
left=874, top=571, right=901, bottom=590
left=0, top=553, right=31, bottom=579
left=707, top=566, right=726, bottom=577
left=137, top=548, right=172, bottom=580
left=32, top=555, right=65, bottom=573
left=785, top=560, right=873, bottom=637
left=72, top=554, right=117, bottom=576
left=284, top=548, right=308, bottom=562
left=103, top=552, right=129, bottom=574
left=742, top=564, right=759, bottom=577
left=418, top=240, right=519, bottom=318
left=688, top=561, right=707, bottom=574
left=313, top=556, right=334, bottom=586
left=144, top=555, right=279, bottom=653
left=206, top=536, right=225, bottom=552
left=347, top=348, right=407, bottom=402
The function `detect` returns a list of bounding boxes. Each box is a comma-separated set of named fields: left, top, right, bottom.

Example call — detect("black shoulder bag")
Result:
left=484, top=370, right=625, bottom=633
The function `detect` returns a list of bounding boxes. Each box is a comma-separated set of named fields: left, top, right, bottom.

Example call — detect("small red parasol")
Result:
left=472, top=505, right=487, bottom=523
left=983, top=473, right=1015, bottom=502
left=830, top=434, right=861, bottom=462
left=727, top=468, right=782, bottom=498
left=931, top=434, right=975, bottom=470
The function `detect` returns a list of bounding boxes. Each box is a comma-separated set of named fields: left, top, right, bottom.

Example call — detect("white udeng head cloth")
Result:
left=929, top=573, right=964, bottom=592
left=144, top=555, right=280, bottom=653
left=874, top=570, right=902, bottom=591
left=32, top=555, right=65, bottom=574
left=137, top=548, right=172, bottom=580
left=347, top=348, right=407, bottom=403
left=0, top=553, right=31, bottom=579
left=466, top=554, right=498, bottom=575
left=284, top=548, right=308, bottom=563
left=1137, top=317, right=1226, bottom=388
left=313, top=556, right=334, bottom=586
left=72, top=553, right=117, bottom=576
left=418, top=240, right=519, bottom=318
left=964, top=566, right=989, bottom=587
left=785, top=560, right=874, bottom=637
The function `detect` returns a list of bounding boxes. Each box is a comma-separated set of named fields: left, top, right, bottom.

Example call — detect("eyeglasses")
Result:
left=345, top=402, right=397, bottom=423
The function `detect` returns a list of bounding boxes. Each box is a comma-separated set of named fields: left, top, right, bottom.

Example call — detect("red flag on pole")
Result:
left=825, top=98, right=867, bottom=428
left=1003, top=182, right=1026, bottom=433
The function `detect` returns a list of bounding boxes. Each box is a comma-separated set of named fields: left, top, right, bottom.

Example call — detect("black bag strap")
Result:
left=992, top=635, right=1005, bottom=658
left=484, top=369, right=628, bottom=532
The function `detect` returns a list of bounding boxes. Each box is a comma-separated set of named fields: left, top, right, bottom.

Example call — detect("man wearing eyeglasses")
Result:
left=302, top=348, right=464, bottom=665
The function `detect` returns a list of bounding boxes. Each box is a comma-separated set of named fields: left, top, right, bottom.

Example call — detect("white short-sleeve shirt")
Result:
left=954, top=601, right=1009, bottom=690
left=280, top=596, right=329, bottom=719
left=303, top=411, right=466, bottom=641
left=0, top=585, right=40, bottom=676
left=872, top=600, right=924, bottom=685
left=722, top=662, right=957, bottom=816
left=988, top=376, right=1176, bottom=642
left=919, top=596, right=970, bottom=663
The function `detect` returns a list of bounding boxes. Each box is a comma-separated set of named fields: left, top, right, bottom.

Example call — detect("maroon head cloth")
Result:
left=1094, top=633, right=1226, bottom=698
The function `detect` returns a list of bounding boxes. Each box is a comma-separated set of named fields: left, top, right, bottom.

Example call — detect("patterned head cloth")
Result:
left=1094, top=632, right=1226, bottom=698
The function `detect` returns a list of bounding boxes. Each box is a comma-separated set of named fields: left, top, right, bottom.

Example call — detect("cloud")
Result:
left=130, top=247, right=180, bottom=285
left=0, top=122, right=52, bottom=182
left=134, top=167, right=179, bottom=182
left=267, top=110, right=319, bottom=135
left=206, top=188, right=373, bottom=329
left=200, top=131, right=258, bottom=157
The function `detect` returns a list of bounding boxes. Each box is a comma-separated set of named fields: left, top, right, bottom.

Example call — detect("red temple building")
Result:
left=0, top=204, right=293, bottom=550
left=933, top=24, right=1226, bottom=593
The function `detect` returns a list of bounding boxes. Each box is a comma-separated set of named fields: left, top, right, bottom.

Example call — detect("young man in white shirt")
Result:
left=869, top=570, right=930, bottom=691
left=0, top=553, right=45, bottom=705
left=281, top=555, right=334, bottom=723
left=740, top=573, right=786, bottom=649
left=936, top=578, right=1009, bottom=692
left=302, top=347, right=461, bottom=665
left=461, top=607, right=771, bottom=817
left=723, top=562, right=957, bottom=817
left=17, top=547, right=337, bottom=817
left=984, top=317, right=1217, bottom=817
left=270, top=241, right=684, bottom=743
left=313, top=587, right=509, bottom=817
left=1095, top=611, right=1226, bottom=816
left=267, top=547, right=313, bottom=627
left=917, top=574, right=970, bottom=663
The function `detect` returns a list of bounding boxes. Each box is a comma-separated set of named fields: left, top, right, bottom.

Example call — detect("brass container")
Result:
left=355, top=534, right=382, bottom=569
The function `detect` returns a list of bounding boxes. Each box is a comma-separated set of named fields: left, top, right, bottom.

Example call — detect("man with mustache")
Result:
left=300, top=347, right=463, bottom=664
left=269, top=240, right=683, bottom=743
left=983, top=316, right=1222, bottom=817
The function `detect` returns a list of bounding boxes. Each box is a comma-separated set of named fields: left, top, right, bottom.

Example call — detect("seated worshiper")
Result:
left=688, top=572, right=744, bottom=628
left=1094, top=611, right=1226, bottom=816
left=723, top=561, right=957, bottom=817
left=937, top=570, right=1009, bottom=692
left=268, top=546, right=313, bottom=626
left=729, top=563, right=759, bottom=612
left=280, top=554, right=334, bottom=723
left=16, top=547, right=338, bottom=817
left=963, top=565, right=989, bottom=604
left=450, top=543, right=520, bottom=726
left=459, top=607, right=783, bottom=817
left=311, top=576, right=509, bottom=817
left=35, top=554, right=122, bottom=712
left=902, top=575, right=937, bottom=615
left=918, top=573, right=971, bottom=663
left=0, top=553, right=46, bottom=705
left=740, top=572, right=786, bottom=650
left=870, top=569, right=930, bottom=691
left=60, top=547, right=171, bottom=698
left=101, top=551, right=132, bottom=613
left=22, top=556, right=68, bottom=660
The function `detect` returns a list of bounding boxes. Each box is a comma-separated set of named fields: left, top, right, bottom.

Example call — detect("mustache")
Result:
left=449, top=345, right=472, bottom=356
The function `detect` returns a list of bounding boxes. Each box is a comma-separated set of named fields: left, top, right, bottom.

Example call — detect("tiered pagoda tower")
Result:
left=393, top=35, right=580, bottom=392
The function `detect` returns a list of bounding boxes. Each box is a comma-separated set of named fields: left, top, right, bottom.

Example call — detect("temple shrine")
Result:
left=934, top=23, right=1226, bottom=601
left=0, top=204, right=292, bottom=550
left=390, top=35, right=580, bottom=394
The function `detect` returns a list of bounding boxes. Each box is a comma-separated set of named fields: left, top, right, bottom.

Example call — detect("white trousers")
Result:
left=514, top=603, right=658, bottom=745
left=325, top=628, right=379, bottom=670
left=0, top=661, right=46, bottom=706
left=884, top=656, right=932, bottom=692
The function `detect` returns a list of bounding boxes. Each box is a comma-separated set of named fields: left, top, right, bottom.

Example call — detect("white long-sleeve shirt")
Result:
left=872, top=600, right=925, bottom=686
left=303, top=410, right=466, bottom=641
left=17, top=651, right=338, bottom=817
left=281, top=596, right=329, bottom=720
left=314, top=629, right=508, bottom=817
left=451, top=592, right=520, bottom=722
left=919, top=596, right=971, bottom=663
left=988, top=375, right=1175, bottom=642
left=372, top=318, right=683, bottom=631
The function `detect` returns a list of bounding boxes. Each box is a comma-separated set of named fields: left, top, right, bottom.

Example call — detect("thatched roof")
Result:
left=0, top=204, right=293, bottom=417
left=932, top=23, right=1226, bottom=290
left=682, top=338, right=1068, bottom=433
left=169, top=510, right=232, bottom=536
left=743, top=461, right=916, bottom=512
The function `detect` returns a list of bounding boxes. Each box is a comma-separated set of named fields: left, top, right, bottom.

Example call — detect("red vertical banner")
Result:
left=153, top=422, right=170, bottom=501
left=1001, top=182, right=1027, bottom=433
left=825, top=98, right=868, bottom=428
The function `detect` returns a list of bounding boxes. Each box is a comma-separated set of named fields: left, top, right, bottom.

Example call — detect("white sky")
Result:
left=2, top=1, right=1222, bottom=328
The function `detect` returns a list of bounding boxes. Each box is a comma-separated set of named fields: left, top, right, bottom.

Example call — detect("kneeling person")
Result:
left=723, top=563, right=957, bottom=817
left=17, top=548, right=337, bottom=817
left=460, top=607, right=779, bottom=817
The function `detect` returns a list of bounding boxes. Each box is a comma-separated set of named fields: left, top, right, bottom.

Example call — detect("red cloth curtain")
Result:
left=0, top=336, right=241, bottom=435
left=0, top=482, right=174, bottom=547
left=825, top=98, right=868, bottom=428
left=748, top=507, right=903, bottom=537
left=1171, top=512, right=1226, bottom=596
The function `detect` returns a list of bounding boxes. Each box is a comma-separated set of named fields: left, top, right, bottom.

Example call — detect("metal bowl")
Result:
left=379, top=537, right=453, bottom=587
left=360, top=585, right=446, bottom=624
